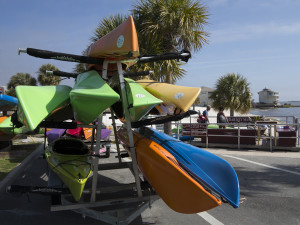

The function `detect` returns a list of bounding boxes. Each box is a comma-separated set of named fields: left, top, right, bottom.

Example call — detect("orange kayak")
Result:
left=85, top=16, right=139, bottom=72
left=117, top=127, right=221, bottom=214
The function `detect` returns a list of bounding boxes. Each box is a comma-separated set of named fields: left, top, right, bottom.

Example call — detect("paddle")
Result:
left=18, top=48, right=104, bottom=64
left=18, top=48, right=191, bottom=64
left=46, top=70, right=153, bottom=79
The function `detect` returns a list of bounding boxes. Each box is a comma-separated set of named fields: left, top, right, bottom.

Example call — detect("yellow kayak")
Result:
left=137, top=80, right=201, bottom=112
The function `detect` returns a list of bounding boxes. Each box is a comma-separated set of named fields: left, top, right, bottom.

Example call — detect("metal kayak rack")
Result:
left=13, top=48, right=191, bottom=224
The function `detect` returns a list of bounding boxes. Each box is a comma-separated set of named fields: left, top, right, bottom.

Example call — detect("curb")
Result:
left=0, top=144, right=44, bottom=197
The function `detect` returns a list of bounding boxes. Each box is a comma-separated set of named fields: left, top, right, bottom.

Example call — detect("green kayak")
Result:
left=45, top=138, right=92, bottom=201
left=0, top=116, right=30, bottom=134
left=16, top=85, right=72, bottom=131
left=70, top=70, right=120, bottom=124
left=112, top=78, right=163, bottom=122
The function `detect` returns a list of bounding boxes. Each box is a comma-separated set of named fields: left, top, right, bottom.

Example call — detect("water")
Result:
left=250, top=107, right=300, bottom=124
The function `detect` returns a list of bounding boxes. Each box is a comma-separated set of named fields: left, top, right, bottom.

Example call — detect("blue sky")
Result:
left=1, top=0, right=299, bottom=101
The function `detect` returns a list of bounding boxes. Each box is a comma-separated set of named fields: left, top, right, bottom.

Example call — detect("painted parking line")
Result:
left=197, top=212, right=224, bottom=225
left=223, top=155, right=300, bottom=176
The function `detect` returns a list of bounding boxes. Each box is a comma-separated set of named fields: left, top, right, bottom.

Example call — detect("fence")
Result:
left=170, top=115, right=299, bottom=151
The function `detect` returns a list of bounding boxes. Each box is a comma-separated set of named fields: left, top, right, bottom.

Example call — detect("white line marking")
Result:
left=197, top=212, right=224, bottom=225
left=223, top=155, right=300, bottom=176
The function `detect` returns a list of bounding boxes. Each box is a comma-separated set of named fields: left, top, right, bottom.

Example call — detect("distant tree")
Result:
left=210, top=73, right=252, bottom=116
left=6, top=73, right=37, bottom=97
left=74, top=63, right=86, bottom=74
left=37, top=64, right=61, bottom=85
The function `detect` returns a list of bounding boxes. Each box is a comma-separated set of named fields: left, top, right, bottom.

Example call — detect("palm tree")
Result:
left=6, top=73, right=37, bottom=97
left=132, top=0, right=209, bottom=134
left=210, top=73, right=252, bottom=116
left=37, top=64, right=61, bottom=86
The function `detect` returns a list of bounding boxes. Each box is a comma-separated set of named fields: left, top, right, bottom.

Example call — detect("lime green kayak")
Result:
left=112, top=78, right=163, bottom=122
left=45, top=138, right=92, bottom=201
left=16, top=85, right=72, bottom=131
left=70, top=70, right=120, bottom=124
left=0, top=116, right=30, bottom=134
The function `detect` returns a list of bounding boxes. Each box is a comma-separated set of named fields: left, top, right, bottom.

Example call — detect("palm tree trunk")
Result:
left=230, top=108, right=235, bottom=117
left=164, top=71, right=173, bottom=135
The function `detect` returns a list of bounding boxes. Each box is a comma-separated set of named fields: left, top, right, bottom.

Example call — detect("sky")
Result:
left=0, top=0, right=299, bottom=101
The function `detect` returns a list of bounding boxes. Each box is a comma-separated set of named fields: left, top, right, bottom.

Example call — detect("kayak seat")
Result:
left=52, top=139, right=89, bottom=155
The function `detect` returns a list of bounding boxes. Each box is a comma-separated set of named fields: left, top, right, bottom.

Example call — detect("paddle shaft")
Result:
left=19, top=48, right=104, bottom=64
left=46, top=70, right=152, bottom=78
left=19, top=48, right=191, bottom=64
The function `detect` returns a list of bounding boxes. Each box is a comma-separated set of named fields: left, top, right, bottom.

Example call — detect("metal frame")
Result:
left=50, top=60, right=156, bottom=225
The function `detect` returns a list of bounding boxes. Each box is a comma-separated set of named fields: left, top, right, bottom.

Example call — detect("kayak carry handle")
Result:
left=18, top=47, right=104, bottom=64
left=138, top=50, right=191, bottom=63
left=46, top=70, right=78, bottom=78
left=123, top=70, right=153, bottom=77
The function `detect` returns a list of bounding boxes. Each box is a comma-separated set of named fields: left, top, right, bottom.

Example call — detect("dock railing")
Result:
left=168, top=115, right=299, bottom=151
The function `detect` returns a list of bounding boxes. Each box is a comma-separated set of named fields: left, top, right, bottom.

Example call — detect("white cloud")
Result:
left=211, top=22, right=300, bottom=43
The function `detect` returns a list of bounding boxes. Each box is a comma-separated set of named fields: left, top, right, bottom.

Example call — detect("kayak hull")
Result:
left=86, top=16, right=139, bottom=61
left=0, top=94, right=18, bottom=111
left=70, top=71, right=120, bottom=124
left=138, top=127, right=240, bottom=208
left=45, top=138, right=92, bottom=201
left=16, top=85, right=72, bottom=130
left=112, top=78, right=162, bottom=122
left=117, top=127, right=221, bottom=213
left=137, top=80, right=201, bottom=112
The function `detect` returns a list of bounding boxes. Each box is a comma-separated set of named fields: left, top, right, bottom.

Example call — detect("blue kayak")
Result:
left=138, top=127, right=240, bottom=208
left=0, top=94, right=18, bottom=111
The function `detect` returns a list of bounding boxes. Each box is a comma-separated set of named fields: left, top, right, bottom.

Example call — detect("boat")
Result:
left=0, top=116, right=30, bottom=135
left=111, top=78, right=163, bottom=122
left=16, top=85, right=72, bottom=131
left=137, top=127, right=240, bottom=208
left=117, top=127, right=221, bottom=213
left=85, top=16, right=139, bottom=71
left=137, top=79, right=201, bottom=113
left=45, top=138, right=92, bottom=201
left=83, top=126, right=111, bottom=142
left=0, top=93, right=18, bottom=111
left=69, top=70, right=120, bottom=124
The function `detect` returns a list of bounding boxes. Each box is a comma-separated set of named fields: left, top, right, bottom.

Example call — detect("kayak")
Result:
left=45, top=138, right=92, bottom=201
left=117, top=127, right=221, bottom=213
left=69, top=70, right=120, bottom=124
left=138, top=127, right=240, bottom=208
left=111, top=78, right=163, bottom=122
left=137, top=80, right=201, bottom=112
left=83, top=126, right=111, bottom=141
left=16, top=85, right=72, bottom=131
left=86, top=16, right=139, bottom=61
left=46, top=128, right=66, bottom=144
left=0, top=116, right=30, bottom=135
left=0, top=94, right=18, bottom=111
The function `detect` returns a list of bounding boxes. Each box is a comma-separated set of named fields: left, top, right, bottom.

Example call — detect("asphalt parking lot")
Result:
left=0, top=144, right=299, bottom=225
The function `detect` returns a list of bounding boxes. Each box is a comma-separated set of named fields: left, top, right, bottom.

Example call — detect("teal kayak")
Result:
left=16, top=85, right=72, bottom=131
left=112, top=78, right=163, bottom=122
left=70, top=70, right=120, bottom=124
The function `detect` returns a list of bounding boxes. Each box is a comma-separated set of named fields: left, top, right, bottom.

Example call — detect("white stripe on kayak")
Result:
left=197, top=212, right=224, bottom=225
left=223, top=155, right=300, bottom=176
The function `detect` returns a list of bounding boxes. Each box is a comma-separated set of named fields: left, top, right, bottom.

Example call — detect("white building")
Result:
left=258, top=88, right=279, bottom=105
left=199, top=86, right=215, bottom=106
